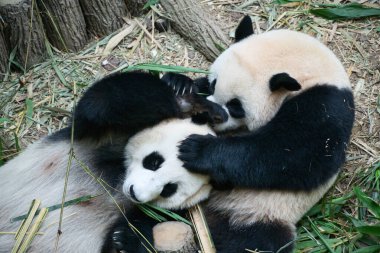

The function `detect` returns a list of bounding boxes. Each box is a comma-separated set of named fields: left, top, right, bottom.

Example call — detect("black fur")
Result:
left=101, top=207, right=158, bottom=253
left=226, top=98, right=245, bottom=118
left=206, top=208, right=295, bottom=253
left=160, top=183, right=178, bottom=198
left=142, top=151, right=165, bottom=171
left=235, top=16, right=254, bottom=42
left=270, top=73, right=302, bottom=92
left=161, top=72, right=214, bottom=96
left=179, top=85, right=355, bottom=191
left=92, top=139, right=129, bottom=188
left=73, top=72, right=180, bottom=140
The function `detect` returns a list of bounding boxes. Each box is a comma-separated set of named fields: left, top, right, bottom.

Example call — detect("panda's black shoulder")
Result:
left=73, top=71, right=181, bottom=140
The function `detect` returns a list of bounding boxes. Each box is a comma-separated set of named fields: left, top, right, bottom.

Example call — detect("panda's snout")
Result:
left=129, top=185, right=140, bottom=202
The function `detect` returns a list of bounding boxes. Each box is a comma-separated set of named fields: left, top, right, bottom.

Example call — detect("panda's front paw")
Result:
left=161, top=73, right=196, bottom=95
left=110, top=228, right=141, bottom=253
left=178, top=134, right=215, bottom=174
left=111, top=229, right=130, bottom=253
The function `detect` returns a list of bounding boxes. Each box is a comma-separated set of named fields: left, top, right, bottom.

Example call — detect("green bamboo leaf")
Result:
left=0, top=118, right=10, bottom=124
left=274, top=0, right=303, bottom=4
left=307, top=216, right=335, bottom=253
left=25, top=98, right=34, bottom=120
left=356, top=225, right=380, bottom=236
left=354, top=187, right=380, bottom=218
left=310, top=3, right=380, bottom=20
left=11, top=195, right=97, bottom=222
left=125, top=63, right=209, bottom=74
left=143, top=0, right=159, bottom=9
left=352, top=245, right=380, bottom=253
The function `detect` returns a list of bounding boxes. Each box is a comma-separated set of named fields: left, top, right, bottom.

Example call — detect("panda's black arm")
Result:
left=74, top=72, right=180, bottom=140
left=179, top=86, right=355, bottom=192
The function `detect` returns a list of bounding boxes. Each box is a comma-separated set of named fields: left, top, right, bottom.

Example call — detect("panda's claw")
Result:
left=161, top=72, right=196, bottom=96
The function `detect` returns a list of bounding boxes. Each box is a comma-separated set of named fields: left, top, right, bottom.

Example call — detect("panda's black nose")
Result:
left=129, top=185, right=140, bottom=202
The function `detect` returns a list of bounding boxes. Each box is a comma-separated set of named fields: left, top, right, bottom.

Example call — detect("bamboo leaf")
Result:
left=11, top=195, right=97, bottom=222
left=354, top=187, right=380, bottom=218
left=274, top=0, right=303, bottom=4
left=352, top=245, right=380, bottom=253
left=310, top=3, right=380, bottom=20
left=307, top=216, right=335, bottom=253
left=0, top=118, right=10, bottom=124
left=25, top=99, right=33, bottom=120
left=143, top=0, right=159, bottom=9
left=356, top=225, right=380, bottom=237
left=125, top=63, right=209, bottom=74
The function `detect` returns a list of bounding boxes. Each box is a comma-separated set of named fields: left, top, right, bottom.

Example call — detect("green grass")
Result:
left=295, top=163, right=380, bottom=252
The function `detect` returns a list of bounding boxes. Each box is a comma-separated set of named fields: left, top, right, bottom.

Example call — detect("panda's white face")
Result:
left=208, top=29, right=350, bottom=132
left=123, top=119, right=214, bottom=209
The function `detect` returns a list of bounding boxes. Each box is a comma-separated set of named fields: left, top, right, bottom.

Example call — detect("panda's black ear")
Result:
left=269, top=73, right=301, bottom=92
left=235, top=16, right=254, bottom=43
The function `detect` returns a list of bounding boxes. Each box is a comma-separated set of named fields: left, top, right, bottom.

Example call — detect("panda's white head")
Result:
left=123, top=118, right=214, bottom=209
left=208, top=16, right=350, bottom=132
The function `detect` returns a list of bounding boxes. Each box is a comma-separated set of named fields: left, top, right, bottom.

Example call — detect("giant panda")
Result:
left=161, top=16, right=355, bottom=252
left=0, top=71, right=222, bottom=253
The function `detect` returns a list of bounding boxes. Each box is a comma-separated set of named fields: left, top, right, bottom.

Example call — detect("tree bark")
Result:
left=37, top=0, right=88, bottom=52
left=79, top=0, right=128, bottom=37
left=124, top=0, right=147, bottom=17
left=160, top=0, right=228, bottom=61
left=0, top=19, right=9, bottom=79
left=0, top=0, right=46, bottom=69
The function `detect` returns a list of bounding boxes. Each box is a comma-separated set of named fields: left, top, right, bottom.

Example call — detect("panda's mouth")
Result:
left=129, top=185, right=141, bottom=203
left=159, top=183, right=178, bottom=198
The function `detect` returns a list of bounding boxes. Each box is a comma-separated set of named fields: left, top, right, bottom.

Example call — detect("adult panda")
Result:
left=0, top=72, right=223, bottom=253
left=163, top=16, right=355, bottom=252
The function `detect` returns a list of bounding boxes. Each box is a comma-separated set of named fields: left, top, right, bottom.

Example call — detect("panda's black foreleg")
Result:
left=101, top=207, right=159, bottom=253
left=209, top=217, right=295, bottom=253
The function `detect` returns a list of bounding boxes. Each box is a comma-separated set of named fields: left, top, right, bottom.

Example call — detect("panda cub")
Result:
left=0, top=72, right=221, bottom=253
left=162, top=16, right=355, bottom=252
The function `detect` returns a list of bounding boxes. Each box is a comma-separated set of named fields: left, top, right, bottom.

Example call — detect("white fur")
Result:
left=0, top=138, right=124, bottom=253
left=209, top=29, right=351, bottom=132
left=124, top=119, right=214, bottom=209
left=207, top=175, right=337, bottom=225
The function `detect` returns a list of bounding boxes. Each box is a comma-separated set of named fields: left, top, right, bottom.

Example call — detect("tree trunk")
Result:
left=160, top=0, right=228, bottom=62
left=79, top=0, right=128, bottom=37
left=124, top=0, right=147, bottom=17
left=37, top=0, right=88, bottom=52
left=0, top=0, right=46, bottom=70
left=0, top=19, right=9, bottom=80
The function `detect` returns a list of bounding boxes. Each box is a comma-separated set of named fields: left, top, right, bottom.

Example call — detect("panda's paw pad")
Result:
left=178, top=134, right=213, bottom=173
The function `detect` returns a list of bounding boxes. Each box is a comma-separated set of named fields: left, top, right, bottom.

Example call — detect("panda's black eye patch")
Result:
left=142, top=152, right=164, bottom=171
left=226, top=98, right=245, bottom=119
left=160, top=183, right=178, bottom=198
